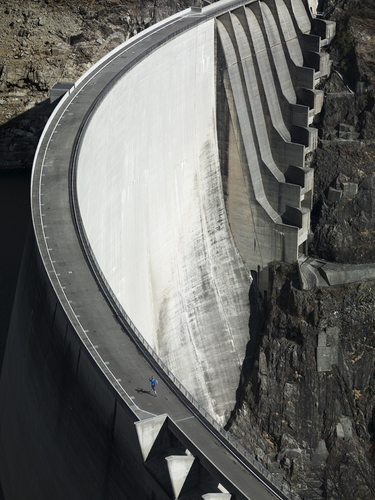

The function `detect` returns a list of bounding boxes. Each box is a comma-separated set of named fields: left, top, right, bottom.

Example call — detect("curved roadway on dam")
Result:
left=0, top=1, right=312, bottom=499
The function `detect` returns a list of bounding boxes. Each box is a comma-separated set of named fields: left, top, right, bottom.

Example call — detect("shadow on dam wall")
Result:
left=0, top=170, right=31, bottom=371
left=0, top=98, right=55, bottom=369
left=0, top=169, right=31, bottom=500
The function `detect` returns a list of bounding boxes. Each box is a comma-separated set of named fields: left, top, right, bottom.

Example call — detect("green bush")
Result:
left=340, top=29, right=354, bottom=59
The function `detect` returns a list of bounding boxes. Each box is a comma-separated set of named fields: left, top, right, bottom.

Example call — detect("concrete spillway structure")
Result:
left=216, top=0, right=334, bottom=295
left=0, top=1, right=334, bottom=499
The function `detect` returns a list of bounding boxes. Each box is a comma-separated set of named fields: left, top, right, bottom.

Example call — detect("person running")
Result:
left=149, top=376, right=158, bottom=396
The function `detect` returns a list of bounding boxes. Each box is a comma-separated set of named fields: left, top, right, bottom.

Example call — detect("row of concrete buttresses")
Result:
left=215, top=0, right=335, bottom=296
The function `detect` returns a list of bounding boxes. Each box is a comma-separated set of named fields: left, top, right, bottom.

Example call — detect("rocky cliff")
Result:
left=227, top=1, right=375, bottom=499
left=309, top=0, right=375, bottom=264
left=228, top=263, right=375, bottom=499
left=0, top=0, right=200, bottom=169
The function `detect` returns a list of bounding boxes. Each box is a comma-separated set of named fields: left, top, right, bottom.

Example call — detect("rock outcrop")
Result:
left=228, top=263, right=375, bottom=499
left=0, top=0, right=201, bottom=169
left=309, top=0, right=375, bottom=264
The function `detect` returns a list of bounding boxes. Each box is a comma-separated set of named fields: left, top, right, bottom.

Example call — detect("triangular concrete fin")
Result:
left=165, top=455, right=195, bottom=499
left=202, top=494, right=232, bottom=500
left=134, top=414, right=168, bottom=461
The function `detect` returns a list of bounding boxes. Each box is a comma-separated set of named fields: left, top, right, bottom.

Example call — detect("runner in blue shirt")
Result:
left=149, top=376, right=157, bottom=396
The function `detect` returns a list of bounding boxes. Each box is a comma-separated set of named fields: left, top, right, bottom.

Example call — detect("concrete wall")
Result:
left=76, top=0, right=330, bottom=421
left=216, top=0, right=319, bottom=293
left=0, top=229, right=167, bottom=500
left=76, top=20, right=252, bottom=424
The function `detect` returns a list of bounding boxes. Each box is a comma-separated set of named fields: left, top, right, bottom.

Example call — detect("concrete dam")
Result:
left=0, top=1, right=334, bottom=499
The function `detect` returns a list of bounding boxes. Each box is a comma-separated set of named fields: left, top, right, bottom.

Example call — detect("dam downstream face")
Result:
left=76, top=19, right=252, bottom=424
left=76, top=0, right=332, bottom=424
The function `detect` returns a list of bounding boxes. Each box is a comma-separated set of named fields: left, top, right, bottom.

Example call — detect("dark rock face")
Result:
left=0, top=0, right=201, bottom=169
left=228, top=264, right=375, bottom=499
left=228, top=2, right=375, bottom=499
left=309, top=142, right=375, bottom=264
left=309, top=0, right=375, bottom=264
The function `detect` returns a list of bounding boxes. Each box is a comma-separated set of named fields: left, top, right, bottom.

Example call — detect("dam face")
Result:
left=76, top=18, right=252, bottom=423
left=0, top=1, right=334, bottom=499
left=75, top=0, right=334, bottom=424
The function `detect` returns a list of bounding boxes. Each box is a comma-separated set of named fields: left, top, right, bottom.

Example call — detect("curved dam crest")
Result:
left=76, top=19, right=252, bottom=423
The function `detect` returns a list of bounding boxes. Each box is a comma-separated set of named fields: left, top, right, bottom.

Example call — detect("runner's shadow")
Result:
left=135, top=388, right=153, bottom=396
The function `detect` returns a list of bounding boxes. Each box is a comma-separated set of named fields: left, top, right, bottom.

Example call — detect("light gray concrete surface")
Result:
left=165, top=454, right=195, bottom=498
left=299, top=257, right=375, bottom=289
left=321, top=263, right=375, bottom=286
left=244, top=6, right=291, bottom=143
left=274, top=0, right=304, bottom=67
left=216, top=0, right=332, bottom=292
left=290, top=0, right=312, bottom=34
left=217, top=17, right=282, bottom=222
left=261, top=3, right=298, bottom=105
left=76, top=17, right=252, bottom=425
